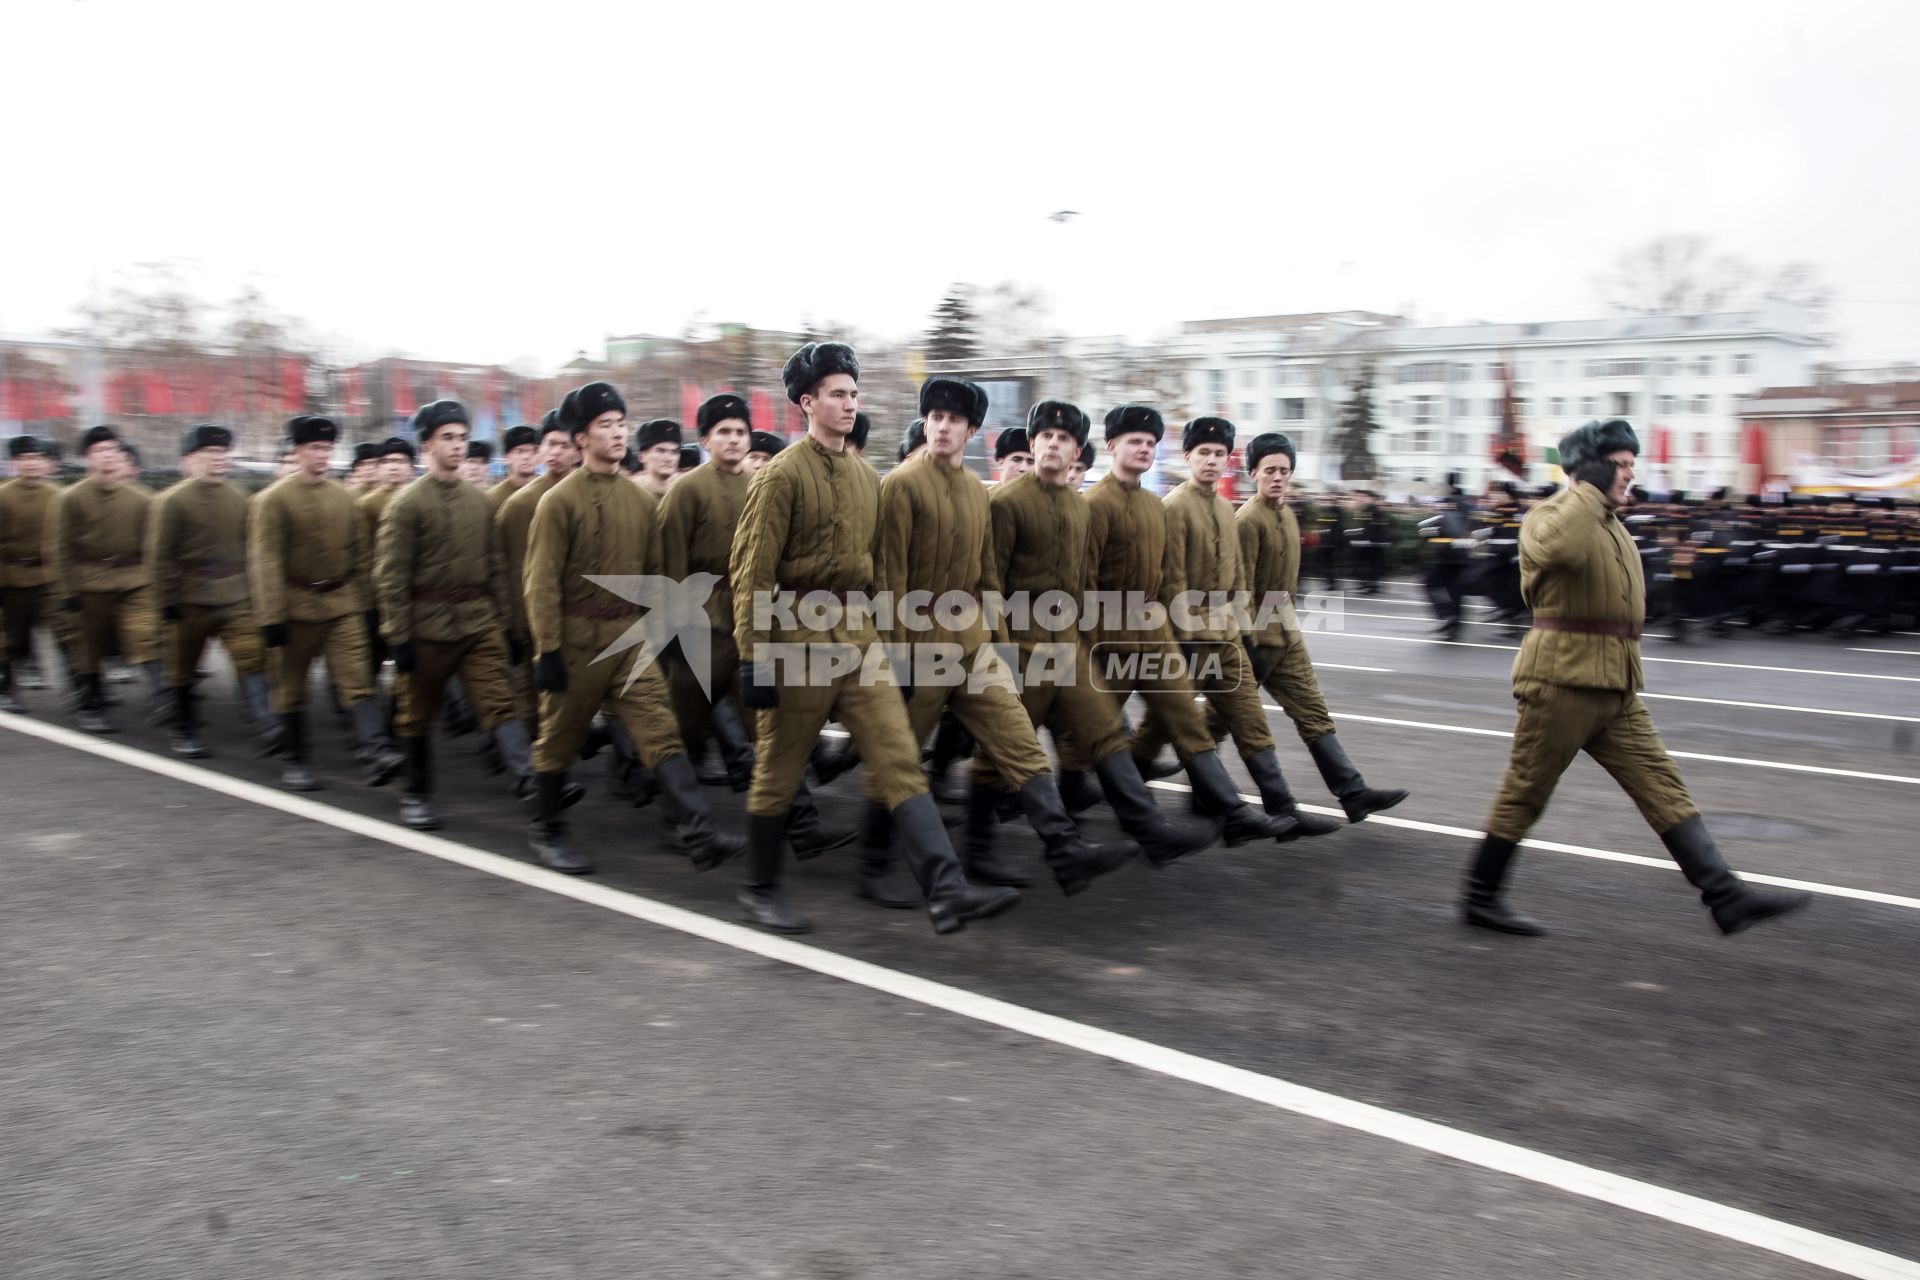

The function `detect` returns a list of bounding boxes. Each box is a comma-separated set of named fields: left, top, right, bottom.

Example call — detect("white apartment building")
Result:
left=1173, top=301, right=1822, bottom=492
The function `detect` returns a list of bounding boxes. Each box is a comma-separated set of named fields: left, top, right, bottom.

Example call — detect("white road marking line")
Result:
left=1847, top=648, right=1920, bottom=658
left=4, top=712, right=1916, bottom=1280
left=1299, top=607, right=1670, bottom=640
left=1306, top=662, right=1396, bottom=673
left=1266, top=709, right=1920, bottom=786
left=1638, top=693, right=1920, bottom=724
left=1315, top=630, right=1920, bottom=682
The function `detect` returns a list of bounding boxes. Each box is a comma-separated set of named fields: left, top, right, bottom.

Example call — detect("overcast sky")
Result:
left=5, top=0, right=1917, bottom=370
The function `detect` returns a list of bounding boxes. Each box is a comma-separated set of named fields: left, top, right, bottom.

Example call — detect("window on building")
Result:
left=1451, top=398, right=1470, bottom=417
left=1657, top=357, right=1679, bottom=377
left=1518, top=361, right=1533, bottom=381
left=1389, top=400, right=1404, bottom=420
left=1583, top=358, right=1649, bottom=378
left=1209, top=370, right=1228, bottom=405
left=1279, top=398, right=1306, bottom=422
left=1552, top=360, right=1567, bottom=379
left=1579, top=396, right=1597, bottom=416
left=1609, top=392, right=1634, bottom=416
left=1549, top=397, right=1567, bottom=416
left=1410, top=395, right=1443, bottom=424
left=1484, top=398, right=1504, bottom=417
left=1409, top=430, right=1435, bottom=454
left=1453, top=363, right=1476, bottom=382
left=1656, top=395, right=1677, bottom=416
left=1694, top=355, right=1715, bottom=377
left=1732, top=353, right=1752, bottom=376
left=1241, top=403, right=1258, bottom=424
left=1689, top=396, right=1710, bottom=415
left=1239, top=369, right=1257, bottom=389
left=1450, top=432, right=1470, bottom=454
left=1480, top=362, right=1498, bottom=381
left=1395, top=361, right=1450, bottom=383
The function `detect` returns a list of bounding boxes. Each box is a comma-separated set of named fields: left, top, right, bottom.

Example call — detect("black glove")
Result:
left=63, top=596, right=80, bottom=613
left=508, top=632, right=530, bottom=666
left=535, top=650, right=568, bottom=694
left=262, top=622, right=289, bottom=648
left=391, top=641, right=416, bottom=674
left=161, top=604, right=182, bottom=624
left=740, top=661, right=780, bottom=710
left=1572, top=457, right=1619, bottom=495
left=1242, top=637, right=1270, bottom=682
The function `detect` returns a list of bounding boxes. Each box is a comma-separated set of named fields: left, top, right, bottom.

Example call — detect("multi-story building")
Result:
left=1738, top=379, right=1920, bottom=494
left=1173, top=301, right=1823, bottom=492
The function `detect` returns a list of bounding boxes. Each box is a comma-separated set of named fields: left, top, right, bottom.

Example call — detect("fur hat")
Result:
left=782, top=342, right=860, bottom=404
left=635, top=419, right=682, bottom=451
left=1557, top=418, right=1639, bottom=471
left=748, top=430, right=784, bottom=458
left=678, top=444, right=701, bottom=471
left=7, top=435, right=49, bottom=459
left=538, top=407, right=568, bottom=443
left=1182, top=416, right=1235, bottom=454
left=899, top=418, right=927, bottom=461
left=1077, top=442, right=1095, bottom=469
left=696, top=393, right=750, bottom=436
left=413, top=399, right=470, bottom=438
left=1246, top=432, right=1297, bottom=474
left=466, top=440, right=493, bottom=462
left=848, top=412, right=871, bottom=452
left=181, top=424, right=233, bottom=455
left=918, top=377, right=988, bottom=427
left=502, top=425, right=540, bottom=453
left=994, top=427, right=1031, bottom=460
left=1027, top=400, right=1089, bottom=447
left=79, top=424, right=120, bottom=454
left=287, top=416, right=339, bottom=447
left=562, top=382, right=626, bottom=436
left=619, top=448, right=642, bottom=474
left=379, top=435, right=417, bottom=462
left=1102, top=404, right=1165, bottom=444
left=351, top=441, right=382, bottom=466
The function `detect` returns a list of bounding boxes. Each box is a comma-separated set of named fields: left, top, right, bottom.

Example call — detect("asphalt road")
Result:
left=4, top=584, right=1917, bottom=1279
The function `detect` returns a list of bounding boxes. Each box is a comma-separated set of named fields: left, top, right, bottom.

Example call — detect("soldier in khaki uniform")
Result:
left=992, top=426, right=1033, bottom=484
left=632, top=418, right=680, bottom=501
left=146, top=423, right=278, bottom=758
left=731, top=342, right=1018, bottom=937
left=249, top=415, right=403, bottom=792
left=1139, top=418, right=1343, bottom=837
left=1464, top=420, right=1811, bottom=937
left=498, top=411, right=579, bottom=730
left=1236, top=432, right=1408, bottom=823
left=486, top=424, right=541, bottom=516
left=47, top=425, right=161, bottom=734
left=743, top=429, right=783, bottom=477
left=868, top=377, right=1134, bottom=901
left=523, top=381, right=745, bottom=876
left=344, top=442, right=381, bottom=496
left=1083, top=406, right=1296, bottom=845
left=462, top=439, right=493, bottom=487
left=356, top=436, right=416, bottom=671
left=373, top=400, right=565, bottom=829
left=0, top=436, right=59, bottom=712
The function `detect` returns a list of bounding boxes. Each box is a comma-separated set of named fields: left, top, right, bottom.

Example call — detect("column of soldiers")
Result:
left=0, top=344, right=1848, bottom=945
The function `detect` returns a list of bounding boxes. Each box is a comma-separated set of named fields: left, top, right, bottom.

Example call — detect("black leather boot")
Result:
left=167, top=686, right=210, bottom=758
left=924, top=716, right=974, bottom=804
left=398, top=736, right=440, bottom=831
left=495, top=720, right=584, bottom=809
left=349, top=698, right=404, bottom=786
left=441, top=677, right=478, bottom=736
left=529, top=772, right=593, bottom=874
left=1461, top=834, right=1545, bottom=935
left=892, top=791, right=1020, bottom=935
left=788, top=783, right=857, bottom=861
left=141, top=660, right=171, bottom=726
left=1308, top=733, right=1408, bottom=823
left=0, top=662, right=23, bottom=715
left=1057, top=768, right=1102, bottom=816
left=1136, top=752, right=1185, bottom=782
left=739, top=812, right=810, bottom=933
left=962, top=784, right=1033, bottom=887
left=76, top=674, right=113, bottom=735
left=708, top=698, right=758, bottom=792
left=239, top=673, right=285, bottom=756
left=1244, top=749, right=1341, bottom=837
left=1187, top=750, right=1299, bottom=845
left=856, top=803, right=919, bottom=909
left=653, top=753, right=746, bottom=871
left=810, top=736, right=860, bottom=785
left=1094, top=750, right=1218, bottom=867
left=1016, top=776, right=1137, bottom=897
left=1660, top=815, right=1811, bottom=936
left=280, top=711, right=320, bottom=791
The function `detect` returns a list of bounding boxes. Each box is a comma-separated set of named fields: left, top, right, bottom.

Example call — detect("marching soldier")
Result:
left=1463, top=420, right=1810, bottom=937
left=374, top=400, right=563, bottom=829
left=657, top=392, right=853, bottom=856
left=1083, top=406, right=1297, bottom=844
left=249, top=415, right=404, bottom=791
left=47, top=425, right=161, bottom=734
left=498, top=411, right=580, bottom=728
left=487, top=424, right=541, bottom=515
left=846, top=411, right=872, bottom=459
left=1145, top=416, right=1342, bottom=836
left=523, top=381, right=745, bottom=875
left=462, top=439, right=494, bottom=487
left=744, top=429, right=783, bottom=476
left=1236, top=432, right=1408, bottom=823
left=0, top=435, right=59, bottom=712
left=146, top=423, right=278, bottom=758
left=731, top=342, right=1019, bottom=936
left=897, top=418, right=927, bottom=465
left=1067, top=441, right=1093, bottom=489
left=992, top=426, right=1033, bottom=484
left=358, top=436, right=417, bottom=536
left=344, top=442, right=381, bottom=495
left=978, top=399, right=1217, bottom=868
left=867, top=377, right=1135, bottom=900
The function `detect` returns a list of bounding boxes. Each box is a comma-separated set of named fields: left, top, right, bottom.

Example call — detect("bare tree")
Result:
left=1594, top=235, right=1754, bottom=316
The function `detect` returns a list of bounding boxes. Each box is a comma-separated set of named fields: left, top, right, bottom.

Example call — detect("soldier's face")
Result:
left=583, top=410, right=628, bottom=464
left=1067, top=461, right=1088, bottom=487
left=198, top=445, right=231, bottom=482
left=1187, top=443, right=1228, bottom=487
left=706, top=420, right=749, bottom=467
left=379, top=455, right=412, bottom=485
left=541, top=433, right=580, bottom=474
left=999, top=450, right=1033, bottom=481
left=13, top=453, right=50, bottom=480
left=506, top=444, right=539, bottom=479
left=644, top=442, right=679, bottom=479
left=295, top=440, right=333, bottom=479
left=802, top=374, right=859, bottom=435
left=1032, top=429, right=1075, bottom=483
left=1254, top=453, right=1293, bottom=502
left=85, top=441, right=121, bottom=480
left=348, top=460, right=375, bottom=487
left=423, top=424, right=468, bottom=476
left=925, top=409, right=974, bottom=463
left=462, top=456, right=490, bottom=484
left=1110, top=431, right=1157, bottom=480
left=1605, top=449, right=1635, bottom=506
left=744, top=452, right=770, bottom=474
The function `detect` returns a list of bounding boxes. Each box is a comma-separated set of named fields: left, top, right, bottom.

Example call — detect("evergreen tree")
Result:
left=1334, top=362, right=1381, bottom=482
left=925, top=286, right=979, bottom=363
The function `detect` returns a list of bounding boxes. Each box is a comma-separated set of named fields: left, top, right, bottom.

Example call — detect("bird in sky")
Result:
left=1047, top=210, right=1080, bottom=223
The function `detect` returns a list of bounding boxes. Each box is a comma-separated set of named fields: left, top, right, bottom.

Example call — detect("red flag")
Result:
left=1650, top=424, right=1671, bottom=466
left=680, top=382, right=701, bottom=425
left=484, top=371, right=501, bottom=421
left=43, top=377, right=70, bottom=421
left=748, top=389, right=772, bottom=433
left=147, top=370, right=175, bottom=416
left=280, top=356, right=306, bottom=411
left=392, top=362, right=415, bottom=415
left=343, top=367, right=365, bottom=411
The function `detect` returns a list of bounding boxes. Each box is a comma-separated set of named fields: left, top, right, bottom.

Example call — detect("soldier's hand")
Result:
left=161, top=604, right=182, bottom=624
left=1242, top=637, right=1270, bottom=681
left=740, top=661, right=779, bottom=710
left=262, top=622, right=289, bottom=648
left=535, top=650, right=568, bottom=694
left=508, top=632, right=530, bottom=666
left=391, top=642, right=417, bottom=674
left=1572, top=457, right=1619, bottom=494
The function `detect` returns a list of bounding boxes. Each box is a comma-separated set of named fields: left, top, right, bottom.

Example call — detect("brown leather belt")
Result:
left=183, top=561, right=245, bottom=579
left=564, top=599, right=643, bottom=619
left=290, top=575, right=349, bottom=593
left=1532, top=616, right=1642, bottom=639
left=96, top=553, right=144, bottom=568
left=3, top=555, right=44, bottom=567
left=412, top=585, right=488, bottom=604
